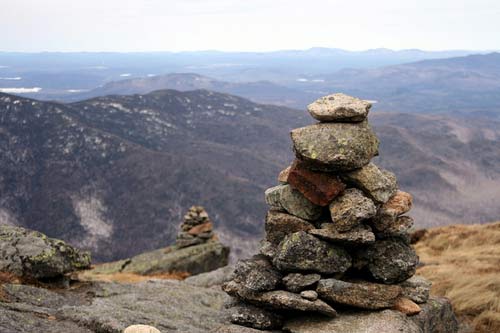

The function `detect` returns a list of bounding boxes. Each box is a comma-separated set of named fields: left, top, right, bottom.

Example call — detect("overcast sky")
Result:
left=1, top=0, right=499, bottom=52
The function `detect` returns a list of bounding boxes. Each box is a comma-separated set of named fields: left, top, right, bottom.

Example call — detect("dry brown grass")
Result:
left=78, top=271, right=190, bottom=284
left=415, top=222, right=500, bottom=333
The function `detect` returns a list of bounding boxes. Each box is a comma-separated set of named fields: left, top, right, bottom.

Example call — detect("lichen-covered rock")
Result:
left=265, top=210, right=315, bottom=246
left=307, top=93, right=371, bottom=122
left=367, top=239, right=419, bottom=284
left=92, top=241, right=229, bottom=276
left=375, top=216, right=414, bottom=243
left=329, top=188, right=377, bottom=231
left=399, top=275, right=432, bottom=304
left=309, top=224, right=375, bottom=244
left=373, top=191, right=413, bottom=231
left=317, top=278, right=402, bottom=310
left=287, top=160, right=345, bottom=206
left=222, top=281, right=337, bottom=317
left=342, top=163, right=398, bottom=204
left=284, top=297, right=458, bottom=333
left=0, top=225, right=91, bottom=279
left=228, top=303, right=283, bottom=330
left=273, top=231, right=351, bottom=274
left=411, top=297, right=459, bottom=333
left=232, top=255, right=282, bottom=292
left=282, top=273, right=321, bottom=293
left=259, top=240, right=279, bottom=259
left=264, top=184, right=323, bottom=220
left=291, top=121, right=379, bottom=171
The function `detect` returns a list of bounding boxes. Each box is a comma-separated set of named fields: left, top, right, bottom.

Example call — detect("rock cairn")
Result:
left=221, top=93, right=432, bottom=331
left=176, top=206, right=216, bottom=248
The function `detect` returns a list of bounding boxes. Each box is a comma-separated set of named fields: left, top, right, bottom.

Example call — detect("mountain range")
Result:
left=0, top=48, right=484, bottom=103
left=0, top=89, right=499, bottom=262
left=34, top=52, right=500, bottom=117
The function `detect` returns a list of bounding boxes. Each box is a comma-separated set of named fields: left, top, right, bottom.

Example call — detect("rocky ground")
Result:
left=0, top=267, right=460, bottom=333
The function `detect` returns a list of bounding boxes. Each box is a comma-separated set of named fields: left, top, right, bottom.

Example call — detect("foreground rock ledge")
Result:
left=283, top=297, right=458, bottom=333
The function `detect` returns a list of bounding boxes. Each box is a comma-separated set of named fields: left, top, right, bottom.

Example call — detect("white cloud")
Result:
left=0, top=87, right=42, bottom=93
left=120, top=73, right=131, bottom=77
left=0, top=77, right=22, bottom=80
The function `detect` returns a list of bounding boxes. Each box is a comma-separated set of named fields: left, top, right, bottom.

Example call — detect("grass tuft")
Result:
left=415, top=222, right=500, bottom=333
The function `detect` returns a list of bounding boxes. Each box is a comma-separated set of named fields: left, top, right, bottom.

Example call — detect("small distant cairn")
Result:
left=176, top=206, right=216, bottom=248
left=221, top=94, right=432, bottom=331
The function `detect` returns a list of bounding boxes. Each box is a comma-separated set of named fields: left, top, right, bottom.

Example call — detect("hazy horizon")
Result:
left=2, top=0, right=500, bottom=52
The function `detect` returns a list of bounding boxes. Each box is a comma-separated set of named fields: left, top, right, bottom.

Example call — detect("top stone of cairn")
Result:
left=307, top=93, right=371, bottom=122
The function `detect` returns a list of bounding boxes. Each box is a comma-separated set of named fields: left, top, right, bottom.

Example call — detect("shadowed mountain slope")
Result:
left=0, top=90, right=499, bottom=261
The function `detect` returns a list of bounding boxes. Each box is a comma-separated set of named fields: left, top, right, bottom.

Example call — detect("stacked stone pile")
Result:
left=176, top=206, right=216, bottom=248
left=221, top=93, right=433, bottom=331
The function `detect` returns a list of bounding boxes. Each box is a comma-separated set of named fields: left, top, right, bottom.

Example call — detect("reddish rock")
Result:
left=188, top=221, right=213, bottom=235
left=373, top=191, right=413, bottom=231
left=393, top=297, right=422, bottom=315
left=287, top=160, right=345, bottom=206
left=278, top=165, right=292, bottom=183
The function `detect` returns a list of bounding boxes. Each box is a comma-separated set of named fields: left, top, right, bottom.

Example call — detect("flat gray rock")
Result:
left=291, top=121, right=379, bottom=171
left=316, top=278, right=402, bottom=310
left=265, top=184, right=324, bottom=220
left=309, top=224, right=376, bottom=244
left=185, top=265, right=235, bottom=288
left=307, top=93, right=371, bottom=122
left=222, top=281, right=337, bottom=317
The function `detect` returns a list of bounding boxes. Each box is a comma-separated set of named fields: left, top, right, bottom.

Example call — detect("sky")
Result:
left=1, top=0, right=499, bottom=52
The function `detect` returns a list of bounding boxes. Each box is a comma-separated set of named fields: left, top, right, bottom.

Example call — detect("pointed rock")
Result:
left=291, top=121, right=379, bottom=172
left=317, top=278, right=402, bottom=310
left=393, top=297, right=422, bottom=315
left=342, top=163, right=398, bottom=204
left=373, top=191, right=413, bottom=231
left=278, top=165, right=292, bottom=183
left=329, top=188, right=377, bottom=231
left=273, top=231, right=351, bottom=275
left=307, top=93, right=371, bottom=122
left=287, top=160, right=345, bottom=206
left=265, top=184, right=323, bottom=220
